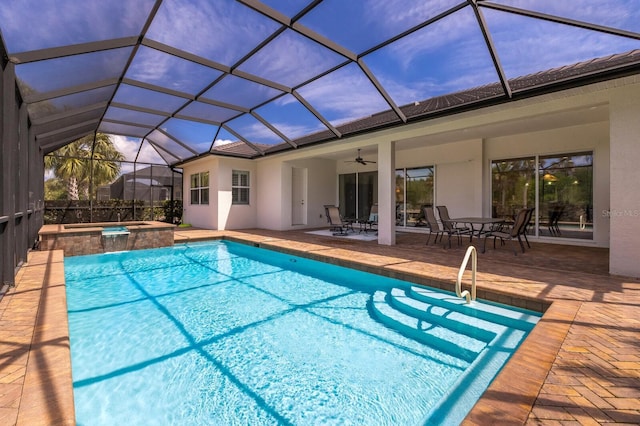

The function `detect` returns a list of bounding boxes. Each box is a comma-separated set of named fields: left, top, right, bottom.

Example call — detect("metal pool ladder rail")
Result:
left=457, top=245, right=477, bottom=303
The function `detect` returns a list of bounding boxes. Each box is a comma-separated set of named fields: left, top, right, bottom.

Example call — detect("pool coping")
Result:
left=2, top=250, right=75, bottom=425
left=7, top=233, right=575, bottom=425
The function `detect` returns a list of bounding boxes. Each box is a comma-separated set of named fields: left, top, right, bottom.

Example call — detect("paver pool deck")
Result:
left=1, top=228, right=638, bottom=425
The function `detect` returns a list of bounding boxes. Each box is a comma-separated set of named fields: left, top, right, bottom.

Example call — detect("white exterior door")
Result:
left=291, top=167, right=307, bottom=225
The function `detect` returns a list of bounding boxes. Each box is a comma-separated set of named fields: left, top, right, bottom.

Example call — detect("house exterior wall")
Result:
left=485, top=121, right=610, bottom=247
left=181, top=157, right=218, bottom=229
left=256, top=157, right=336, bottom=231
left=609, top=83, right=640, bottom=277
left=288, top=158, right=336, bottom=229
left=182, top=156, right=258, bottom=230
left=395, top=139, right=484, bottom=218
left=217, top=158, right=257, bottom=229
left=255, top=159, right=283, bottom=230
left=176, top=75, right=640, bottom=276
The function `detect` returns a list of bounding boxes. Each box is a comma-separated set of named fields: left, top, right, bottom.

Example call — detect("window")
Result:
left=395, top=166, right=434, bottom=227
left=491, top=152, right=593, bottom=240
left=491, top=157, right=536, bottom=219
left=338, top=171, right=377, bottom=220
left=232, top=170, right=250, bottom=204
left=538, top=152, right=593, bottom=239
left=190, top=172, right=209, bottom=205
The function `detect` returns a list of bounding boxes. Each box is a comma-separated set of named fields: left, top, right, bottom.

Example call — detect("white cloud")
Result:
left=0, top=0, right=154, bottom=52
left=272, top=121, right=327, bottom=140
left=239, top=30, right=342, bottom=87
left=147, top=0, right=278, bottom=66
left=298, top=66, right=390, bottom=124
left=111, top=135, right=142, bottom=162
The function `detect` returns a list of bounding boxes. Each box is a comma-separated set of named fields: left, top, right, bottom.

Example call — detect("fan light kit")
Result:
left=346, top=149, right=376, bottom=165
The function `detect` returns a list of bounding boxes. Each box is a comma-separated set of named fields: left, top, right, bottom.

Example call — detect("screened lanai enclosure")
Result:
left=44, top=136, right=183, bottom=225
left=2, top=0, right=640, bottom=285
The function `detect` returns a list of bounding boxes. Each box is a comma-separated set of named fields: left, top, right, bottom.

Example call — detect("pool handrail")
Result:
left=457, top=245, right=477, bottom=303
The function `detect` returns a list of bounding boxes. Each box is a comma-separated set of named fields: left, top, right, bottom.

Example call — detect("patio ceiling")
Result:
left=2, top=0, right=640, bottom=166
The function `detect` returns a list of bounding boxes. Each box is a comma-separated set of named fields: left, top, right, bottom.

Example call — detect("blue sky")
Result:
left=2, top=0, right=640, bottom=165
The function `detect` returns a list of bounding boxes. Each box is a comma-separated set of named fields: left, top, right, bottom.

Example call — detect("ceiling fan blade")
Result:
left=347, top=149, right=376, bottom=165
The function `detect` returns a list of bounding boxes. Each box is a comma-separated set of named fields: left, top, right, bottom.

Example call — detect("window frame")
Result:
left=189, top=171, right=209, bottom=205
left=490, top=151, right=593, bottom=240
left=232, top=170, right=250, bottom=205
left=395, top=165, right=434, bottom=228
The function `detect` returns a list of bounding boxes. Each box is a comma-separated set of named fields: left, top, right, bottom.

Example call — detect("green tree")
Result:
left=44, top=133, right=124, bottom=200
left=44, top=177, right=67, bottom=200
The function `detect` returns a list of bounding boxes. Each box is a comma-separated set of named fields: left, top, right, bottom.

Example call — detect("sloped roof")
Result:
left=2, top=0, right=639, bottom=165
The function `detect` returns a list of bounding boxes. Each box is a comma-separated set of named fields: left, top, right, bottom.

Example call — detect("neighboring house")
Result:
left=97, top=165, right=182, bottom=203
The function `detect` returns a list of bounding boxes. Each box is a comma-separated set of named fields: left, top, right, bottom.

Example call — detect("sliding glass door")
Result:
left=339, top=171, right=377, bottom=220
left=538, top=152, right=593, bottom=239
left=491, top=157, right=536, bottom=219
left=395, top=166, right=434, bottom=227
left=491, top=151, right=593, bottom=240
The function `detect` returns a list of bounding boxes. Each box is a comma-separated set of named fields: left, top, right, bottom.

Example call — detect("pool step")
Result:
left=371, top=286, right=541, bottom=425
left=371, top=291, right=486, bottom=363
left=408, top=286, right=539, bottom=331
left=388, top=288, right=499, bottom=343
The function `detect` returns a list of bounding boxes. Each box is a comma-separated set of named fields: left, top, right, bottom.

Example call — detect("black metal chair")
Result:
left=436, top=205, right=472, bottom=240
left=424, top=206, right=462, bottom=248
left=361, top=203, right=378, bottom=234
left=482, top=208, right=530, bottom=255
left=522, top=207, right=534, bottom=248
left=543, top=205, right=563, bottom=236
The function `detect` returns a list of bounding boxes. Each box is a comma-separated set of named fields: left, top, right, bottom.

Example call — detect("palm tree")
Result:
left=44, top=133, right=124, bottom=200
left=87, top=133, right=124, bottom=199
left=45, top=142, right=87, bottom=200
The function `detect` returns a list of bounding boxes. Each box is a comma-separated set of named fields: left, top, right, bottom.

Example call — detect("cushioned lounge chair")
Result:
left=324, top=205, right=353, bottom=235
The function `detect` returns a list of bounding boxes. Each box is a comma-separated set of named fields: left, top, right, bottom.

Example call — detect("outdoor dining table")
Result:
left=447, top=217, right=506, bottom=242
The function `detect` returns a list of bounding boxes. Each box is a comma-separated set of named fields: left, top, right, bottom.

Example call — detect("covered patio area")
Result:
left=2, top=229, right=637, bottom=425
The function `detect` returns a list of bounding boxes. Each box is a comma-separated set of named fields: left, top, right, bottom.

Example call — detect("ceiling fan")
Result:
left=346, top=149, right=376, bottom=165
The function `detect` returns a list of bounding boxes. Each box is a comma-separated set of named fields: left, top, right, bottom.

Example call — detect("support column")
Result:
left=1, top=62, right=18, bottom=286
left=377, top=141, right=396, bottom=245
left=609, top=83, right=640, bottom=278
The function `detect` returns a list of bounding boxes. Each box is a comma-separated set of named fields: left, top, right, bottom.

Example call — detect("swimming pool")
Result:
left=64, top=240, right=540, bottom=425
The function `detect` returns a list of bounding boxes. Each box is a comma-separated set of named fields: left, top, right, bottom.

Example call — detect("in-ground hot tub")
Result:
left=38, top=221, right=175, bottom=256
left=100, top=225, right=131, bottom=252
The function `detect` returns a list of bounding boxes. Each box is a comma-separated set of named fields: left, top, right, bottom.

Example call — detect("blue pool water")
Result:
left=101, top=225, right=129, bottom=234
left=64, top=240, right=540, bottom=425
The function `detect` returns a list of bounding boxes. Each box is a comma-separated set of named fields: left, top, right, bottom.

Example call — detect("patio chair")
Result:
left=361, top=203, right=378, bottom=234
left=414, top=204, right=432, bottom=227
left=323, top=205, right=353, bottom=236
left=436, top=206, right=472, bottom=239
left=424, top=206, right=460, bottom=248
left=541, top=204, right=563, bottom=236
left=522, top=207, right=534, bottom=248
left=481, top=208, right=529, bottom=255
